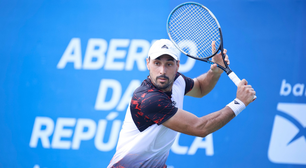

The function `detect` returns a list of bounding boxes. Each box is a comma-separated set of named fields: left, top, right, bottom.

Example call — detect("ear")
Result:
left=146, top=58, right=150, bottom=70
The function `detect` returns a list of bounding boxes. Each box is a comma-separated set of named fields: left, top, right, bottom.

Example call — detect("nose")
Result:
left=159, top=65, right=167, bottom=75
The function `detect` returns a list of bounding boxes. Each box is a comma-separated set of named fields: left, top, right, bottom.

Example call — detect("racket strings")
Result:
left=172, top=5, right=219, bottom=54
left=168, top=4, right=221, bottom=58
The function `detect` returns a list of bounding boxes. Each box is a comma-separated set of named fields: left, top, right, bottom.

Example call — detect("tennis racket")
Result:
left=167, top=2, right=256, bottom=100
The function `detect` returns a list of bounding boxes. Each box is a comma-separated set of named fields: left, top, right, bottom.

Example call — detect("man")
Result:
left=108, top=39, right=255, bottom=168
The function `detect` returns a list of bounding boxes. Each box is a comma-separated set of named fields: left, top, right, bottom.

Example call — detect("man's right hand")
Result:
left=236, top=79, right=256, bottom=106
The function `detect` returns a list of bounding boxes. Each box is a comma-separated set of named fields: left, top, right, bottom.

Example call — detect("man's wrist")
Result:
left=226, top=98, right=246, bottom=116
left=208, top=69, right=222, bottom=79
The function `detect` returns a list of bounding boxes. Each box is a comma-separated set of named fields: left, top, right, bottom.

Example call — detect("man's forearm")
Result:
left=196, top=106, right=235, bottom=137
left=195, top=69, right=222, bottom=97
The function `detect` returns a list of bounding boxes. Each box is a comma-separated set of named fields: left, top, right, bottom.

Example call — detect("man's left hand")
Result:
left=210, top=41, right=230, bottom=75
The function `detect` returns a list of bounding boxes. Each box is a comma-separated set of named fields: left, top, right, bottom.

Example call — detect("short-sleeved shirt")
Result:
left=108, top=72, right=194, bottom=168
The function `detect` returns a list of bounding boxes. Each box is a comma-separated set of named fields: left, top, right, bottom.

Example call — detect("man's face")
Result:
left=146, top=54, right=180, bottom=92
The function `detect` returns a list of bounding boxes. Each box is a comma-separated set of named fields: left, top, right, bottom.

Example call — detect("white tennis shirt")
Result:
left=108, top=73, right=194, bottom=168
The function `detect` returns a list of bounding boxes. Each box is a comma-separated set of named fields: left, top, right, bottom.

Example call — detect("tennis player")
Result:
left=107, top=39, right=255, bottom=168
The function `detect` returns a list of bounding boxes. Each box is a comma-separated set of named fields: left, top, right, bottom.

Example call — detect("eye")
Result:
left=154, top=62, right=160, bottom=66
left=167, top=63, right=173, bottom=67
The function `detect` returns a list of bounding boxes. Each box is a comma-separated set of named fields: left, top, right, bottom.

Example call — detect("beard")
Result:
left=154, top=75, right=173, bottom=91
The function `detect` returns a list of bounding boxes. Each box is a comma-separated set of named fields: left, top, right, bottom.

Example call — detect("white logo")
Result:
left=56, top=38, right=196, bottom=73
left=268, top=103, right=306, bottom=165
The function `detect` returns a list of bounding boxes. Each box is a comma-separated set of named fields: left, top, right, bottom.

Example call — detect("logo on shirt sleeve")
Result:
left=172, top=101, right=176, bottom=107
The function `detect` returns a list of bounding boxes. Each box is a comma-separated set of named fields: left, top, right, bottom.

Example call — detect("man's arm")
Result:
left=187, top=47, right=229, bottom=98
left=186, top=69, right=221, bottom=98
left=163, top=79, right=256, bottom=137
left=163, top=106, right=235, bottom=137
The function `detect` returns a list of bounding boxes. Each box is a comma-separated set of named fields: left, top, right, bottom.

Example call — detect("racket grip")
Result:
left=228, top=72, right=257, bottom=100
left=228, top=71, right=241, bottom=87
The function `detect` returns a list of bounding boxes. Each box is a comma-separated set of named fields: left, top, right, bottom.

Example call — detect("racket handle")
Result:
left=228, top=72, right=257, bottom=101
left=228, top=71, right=241, bottom=87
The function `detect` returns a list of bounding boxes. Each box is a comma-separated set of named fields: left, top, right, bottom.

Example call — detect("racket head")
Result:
left=167, top=2, right=222, bottom=60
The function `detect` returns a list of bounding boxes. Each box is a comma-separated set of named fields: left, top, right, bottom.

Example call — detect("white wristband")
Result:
left=226, top=98, right=246, bottom=116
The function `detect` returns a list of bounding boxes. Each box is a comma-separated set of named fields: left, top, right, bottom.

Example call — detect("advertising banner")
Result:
left=1, top=0, right=305, bottom=167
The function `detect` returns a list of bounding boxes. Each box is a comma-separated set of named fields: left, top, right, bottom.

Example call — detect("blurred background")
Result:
left=0, top=0, right=305, bottom=167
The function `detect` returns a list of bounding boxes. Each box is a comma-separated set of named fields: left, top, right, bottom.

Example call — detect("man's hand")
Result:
left=210, top=41, right=230, bottom=75
left=236, top=79, right=256, bottom=106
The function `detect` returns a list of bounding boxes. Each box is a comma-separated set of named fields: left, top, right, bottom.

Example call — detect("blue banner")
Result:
left=1, top=0, right=305, bottom=167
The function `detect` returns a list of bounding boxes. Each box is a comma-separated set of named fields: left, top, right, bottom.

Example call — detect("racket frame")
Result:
left=167, top=2, right=257, bottom=100
left=167, top=2, right=232, bottom=75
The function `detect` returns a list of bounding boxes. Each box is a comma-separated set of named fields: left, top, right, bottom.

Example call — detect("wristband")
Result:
left=226, top=98, right=246, bottom=116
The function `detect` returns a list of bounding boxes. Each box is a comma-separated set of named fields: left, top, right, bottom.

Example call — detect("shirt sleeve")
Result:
left=141, top=92, right=178, bottom=125
left=180, top=73, right=195, bottom=95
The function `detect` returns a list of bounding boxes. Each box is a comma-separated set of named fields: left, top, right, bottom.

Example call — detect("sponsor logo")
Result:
left=268, top=80, right=306, bottom=165
left=161, top=45, right=169, bottom=49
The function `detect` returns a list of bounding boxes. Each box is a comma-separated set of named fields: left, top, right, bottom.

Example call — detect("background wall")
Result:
left=1, top=0, right=305, bottom=167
